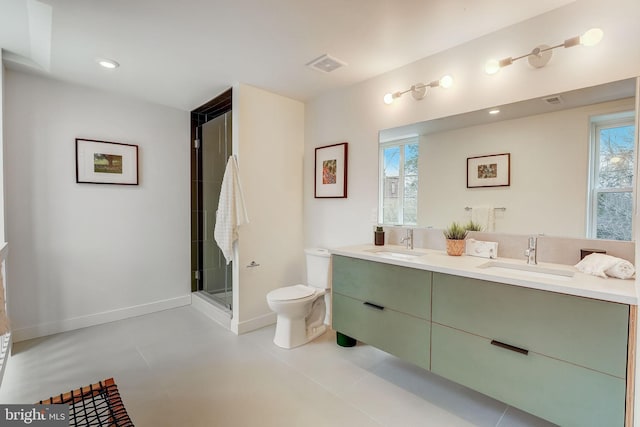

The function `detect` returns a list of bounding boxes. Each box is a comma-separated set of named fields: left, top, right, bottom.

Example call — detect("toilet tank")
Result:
left=305, top=248, right=331, bottom=289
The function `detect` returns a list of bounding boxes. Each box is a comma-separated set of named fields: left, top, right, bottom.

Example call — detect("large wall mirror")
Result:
left=379, top=78, right=637, bottom=240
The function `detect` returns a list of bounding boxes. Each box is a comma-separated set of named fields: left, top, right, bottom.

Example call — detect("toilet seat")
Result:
left=267, top=284, right=317, bottom=302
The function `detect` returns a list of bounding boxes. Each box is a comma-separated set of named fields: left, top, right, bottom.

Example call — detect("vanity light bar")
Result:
left=383, top=75, right=453, bottom=105
left=485, top=28, right=603, bottom=75
left=383, top=28, right=603, bottom=104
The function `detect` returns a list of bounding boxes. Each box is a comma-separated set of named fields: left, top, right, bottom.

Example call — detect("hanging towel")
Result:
left=471, top=206, right=495, bottom=232
left=214, top=156, right=249, bottom=265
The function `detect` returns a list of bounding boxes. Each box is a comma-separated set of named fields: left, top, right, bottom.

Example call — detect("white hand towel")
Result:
left=214, top=156, right=249, bottom=265
left=606, top=261, right=636, bottom=280
left=471, top=206, right=495, bottom=232
left=575, top=253, right=635, bottom=279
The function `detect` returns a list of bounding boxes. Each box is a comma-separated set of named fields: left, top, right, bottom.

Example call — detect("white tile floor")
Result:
left=0, top=306, right=555, bottom=426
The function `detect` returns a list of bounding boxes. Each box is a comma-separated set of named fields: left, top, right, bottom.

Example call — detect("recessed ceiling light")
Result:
left=489, top=109, right=500, bottom=115
left=96, top=58, right=120, bottom=69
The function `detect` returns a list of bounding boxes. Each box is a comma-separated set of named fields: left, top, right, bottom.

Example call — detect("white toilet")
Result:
left=266, top=248, right=331, bottom=349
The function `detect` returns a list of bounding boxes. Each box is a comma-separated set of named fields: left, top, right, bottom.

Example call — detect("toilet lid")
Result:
left=268, top=285, right=315, bottom=301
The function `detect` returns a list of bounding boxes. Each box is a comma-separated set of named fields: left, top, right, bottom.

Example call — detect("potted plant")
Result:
left=464, top=220, right=483, bottom=233
left=443, top=222, right=468, bottom=256
left=443, top=221, right=484, bottom=255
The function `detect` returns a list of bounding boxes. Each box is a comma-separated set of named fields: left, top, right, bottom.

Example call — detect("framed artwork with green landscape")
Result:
left=76, top=138, right=139, bottom=185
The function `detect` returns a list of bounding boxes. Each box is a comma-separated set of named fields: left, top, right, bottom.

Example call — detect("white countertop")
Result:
left=330, top=244, right=638, bottom=305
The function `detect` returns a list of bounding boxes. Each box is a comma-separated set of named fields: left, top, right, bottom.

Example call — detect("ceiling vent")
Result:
left=306, top=54, right=347, bottom=73
left=542, top=95, right=563, bottom=105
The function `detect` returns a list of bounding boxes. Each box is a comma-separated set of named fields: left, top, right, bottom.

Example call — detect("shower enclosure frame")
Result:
left=190, top=88, right=233, bottom=313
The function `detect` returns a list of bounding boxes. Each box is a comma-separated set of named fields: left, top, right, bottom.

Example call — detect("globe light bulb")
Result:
left=439, top=75, right=453, bottom=89
left=383, top=93, right=394, bottom=105
left=580, top=28, right=603, bottom=47
left=485, top=59, right=500, bottom=75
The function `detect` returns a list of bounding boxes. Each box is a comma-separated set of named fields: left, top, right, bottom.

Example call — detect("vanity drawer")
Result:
left=332, top=293, right=430, bottom=369
left=432, top=272, right=629, bottom=377
left=332, top=255, right=431, bottom=319
left=431, top=324, right=625, bottom=427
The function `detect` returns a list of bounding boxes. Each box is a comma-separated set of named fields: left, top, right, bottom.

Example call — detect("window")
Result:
left=379, top=137, right=419, bottom=225
left=588, top=112, right=636, bottom=240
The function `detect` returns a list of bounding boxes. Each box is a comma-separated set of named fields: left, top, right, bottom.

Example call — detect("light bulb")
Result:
left=485, top=59, right=500, bottom=75
left=383, top=93, right=394, bottom=105
left=439, top=75, right=453, bottom=89
left=580, top=28, right=603, bottom=47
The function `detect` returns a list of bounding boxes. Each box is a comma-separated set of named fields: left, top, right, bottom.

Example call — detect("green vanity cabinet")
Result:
left=331, top=255, right=431, bottom=369
left=331, top=255, right=631, bottom=426
left=431, top=272, right=629, bottom=427
left=432, top=272, right=629, bottom=377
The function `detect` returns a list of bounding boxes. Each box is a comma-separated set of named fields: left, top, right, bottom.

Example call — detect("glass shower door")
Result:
left=197, top=111, right=233, bottom=310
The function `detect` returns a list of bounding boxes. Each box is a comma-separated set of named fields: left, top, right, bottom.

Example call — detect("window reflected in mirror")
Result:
left=589, top=112, right=636, bottom=240
left=380, top=137, right=419, bottom=225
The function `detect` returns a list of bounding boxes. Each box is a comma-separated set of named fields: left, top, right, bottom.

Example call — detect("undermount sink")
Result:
left=365, top=247, right=425, bottom=260
left=478, top=261, right=575, bottom=280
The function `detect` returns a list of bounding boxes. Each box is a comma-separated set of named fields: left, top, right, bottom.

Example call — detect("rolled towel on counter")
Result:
left=575, top=253, right=635, bottom=279
left=606, top=260, right=636, bottom=280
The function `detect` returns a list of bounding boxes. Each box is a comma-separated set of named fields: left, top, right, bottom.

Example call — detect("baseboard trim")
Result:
left=191, top=292, right=232, bottom=330
left=12, top=295, right=192, bottom=342
left=234, top=312, right=276, bottom=335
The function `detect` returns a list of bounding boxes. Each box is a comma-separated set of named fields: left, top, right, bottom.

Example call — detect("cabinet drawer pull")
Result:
left=490, top=340, right=529, bottom=355
left=363, top=302, right=385, bottom=311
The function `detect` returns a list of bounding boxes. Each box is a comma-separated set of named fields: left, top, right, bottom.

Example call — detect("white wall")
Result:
left=4, top=70, right=190, bottom=341
left=0, top=55, right=9, bottom=388
left=419, top=98, right=635, bottom=236
left=304, top=0, right=640, bottom=249
left=0, top=60, right=4, bottom=243
left=232, top=84, right=305, bottom=334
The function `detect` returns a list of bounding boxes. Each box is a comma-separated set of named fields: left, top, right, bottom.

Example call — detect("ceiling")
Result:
left=0, top=0, right=576, bottom=111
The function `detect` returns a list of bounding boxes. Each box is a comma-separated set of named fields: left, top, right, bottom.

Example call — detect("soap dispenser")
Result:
left=374, top=226, right=385, bottom=246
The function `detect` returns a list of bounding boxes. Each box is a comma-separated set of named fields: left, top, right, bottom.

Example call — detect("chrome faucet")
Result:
left=401, top=228, right=414, bottom=250
left=525, top=236, right=537, bottom=265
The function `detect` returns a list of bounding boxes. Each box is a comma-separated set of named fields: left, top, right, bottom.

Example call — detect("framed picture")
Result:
left=315, top=142, right=348, bottom=198
left=76, top=138, right=139, bottom=185
left=467, top=153, right=510, bottom=188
